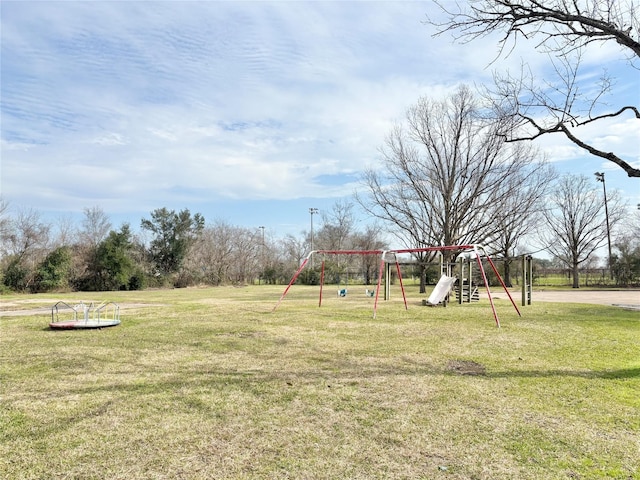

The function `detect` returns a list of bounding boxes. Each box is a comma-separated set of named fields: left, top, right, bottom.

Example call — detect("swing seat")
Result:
left=337, top=288, right=348, bottom=297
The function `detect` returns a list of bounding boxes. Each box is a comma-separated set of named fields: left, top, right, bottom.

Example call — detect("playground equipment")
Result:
left=455, top=282, right=479, bottom=302
left=522, top=254, right=533, bottom=306
left=273, top=244, right=521, bottom=327
left=424, top=274, right=457, bottom=306
left=49, top=301, right=121, bottom=330
left=456, top=250, right=479, bottom=304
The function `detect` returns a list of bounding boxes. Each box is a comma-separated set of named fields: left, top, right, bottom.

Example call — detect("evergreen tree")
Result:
left=32, top=246, right=72, bottom=292
left=80, top=224, right=137, bottom=291
left=141, top=208, right=205, bottom=276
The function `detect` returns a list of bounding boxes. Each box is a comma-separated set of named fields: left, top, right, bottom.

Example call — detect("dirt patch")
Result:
left=447, top=360, right=486, bottom=376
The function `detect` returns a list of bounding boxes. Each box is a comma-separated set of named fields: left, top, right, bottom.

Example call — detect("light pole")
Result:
left=258, top=226, right=265, bottom=284
left=594, top=172, right=612, bottom=279
left=309, top=208, right=318, bottom=267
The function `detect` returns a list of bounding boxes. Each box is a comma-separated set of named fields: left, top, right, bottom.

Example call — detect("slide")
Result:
left=426, top=274, right=457, bottom=305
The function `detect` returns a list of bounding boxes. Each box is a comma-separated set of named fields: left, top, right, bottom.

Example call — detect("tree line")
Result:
left=0, top=201, right=390, bottom=293
left=1, top=156, right=638, bottom=294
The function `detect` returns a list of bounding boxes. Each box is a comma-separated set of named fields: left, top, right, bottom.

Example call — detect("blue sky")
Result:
left=1, top=1, right=639, bottom=240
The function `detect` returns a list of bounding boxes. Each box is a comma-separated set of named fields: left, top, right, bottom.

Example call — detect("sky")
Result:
left=1, top=1, right=639, bottom=242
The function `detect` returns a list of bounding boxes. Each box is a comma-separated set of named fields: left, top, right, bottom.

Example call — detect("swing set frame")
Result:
left=272, top=244, right=521, bottom=327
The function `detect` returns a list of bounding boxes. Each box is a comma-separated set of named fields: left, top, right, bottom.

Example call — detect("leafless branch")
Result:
left=429, top=0, right=640, bottom=177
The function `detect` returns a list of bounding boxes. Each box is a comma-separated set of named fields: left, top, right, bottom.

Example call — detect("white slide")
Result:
left=426, top=274, right=457, bottom=305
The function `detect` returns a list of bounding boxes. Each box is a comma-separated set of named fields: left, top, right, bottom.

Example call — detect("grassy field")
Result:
left=1, top=285, right=639, bottom=479
left=532, top=273, right=618, bottom=288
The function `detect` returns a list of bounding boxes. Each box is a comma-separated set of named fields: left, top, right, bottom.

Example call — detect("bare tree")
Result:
left=351, top=223, right=388, bottom=285
left=1, top=208, right=51, bottom=290
left=74, top=206, right=113, bottom=287
left=487, top=150, right=557, bottom=285
left=541, top=173, right=625, bottom=287
left=430, top=0, right=640, bottom=177
left=80, top=206, right=112, bottom=248
left=228, top=227, right=261, bottom=284
left=313, top=200, right=358, bottom=283
left=610, top=205, right=640, bottom=285
left=188, top=221, right=235, bottom=285
left=620, top=205, right=640, bottom=241
left=0, top=197, right=10, bottom=244
left=52, top=214, right=77, bottom=248
left=2, top=208, right=51, bottom=262
left=282, top=233, right=308, bottom=268
left=186, top=220, right=260, bottom=285
left=316, top=200, right=356, bottom=251
left=356, top=85, right=544, bottom=291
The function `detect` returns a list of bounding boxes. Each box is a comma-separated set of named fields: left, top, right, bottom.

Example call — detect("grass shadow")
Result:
left=487, top=367, right=640, bottom=379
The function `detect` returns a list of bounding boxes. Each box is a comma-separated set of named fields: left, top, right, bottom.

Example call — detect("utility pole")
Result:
left=594, top=172, right=612, bottom=280
left=258, top=226, right=265, bottom=284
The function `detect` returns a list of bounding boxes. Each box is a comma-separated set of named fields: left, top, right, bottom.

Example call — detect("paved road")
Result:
left=524, top=289, right=640, bottom=309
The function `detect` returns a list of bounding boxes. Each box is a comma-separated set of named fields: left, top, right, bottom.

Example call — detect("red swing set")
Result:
left=272, top=244, right=521, bottom=327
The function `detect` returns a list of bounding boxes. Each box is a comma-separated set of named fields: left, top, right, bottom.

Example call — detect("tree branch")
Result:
left=432, top=0, right=640, bottom=58
left=507, top=108, right=640, bottom=177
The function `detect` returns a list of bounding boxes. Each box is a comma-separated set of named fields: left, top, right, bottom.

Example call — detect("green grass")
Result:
left=1, top=285, right=639, bottom=479
left=532, top=273, right=618, bottom=288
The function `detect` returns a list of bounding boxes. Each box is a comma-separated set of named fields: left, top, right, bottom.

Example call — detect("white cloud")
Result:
left=1, top=1, right=638, bottom=230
